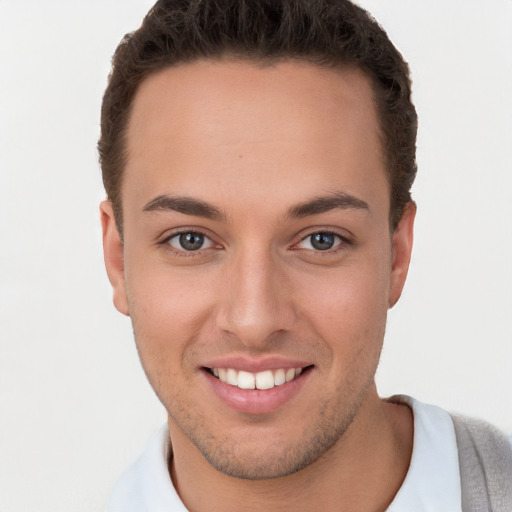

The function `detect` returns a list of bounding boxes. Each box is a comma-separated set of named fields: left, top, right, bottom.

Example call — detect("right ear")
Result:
left=100, top=200, right=129, bottom=316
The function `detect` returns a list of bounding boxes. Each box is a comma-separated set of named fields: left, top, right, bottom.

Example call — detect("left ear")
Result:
left=100, top=200, right=130, bottom=316
left=389, top=201, right=416, bottom=308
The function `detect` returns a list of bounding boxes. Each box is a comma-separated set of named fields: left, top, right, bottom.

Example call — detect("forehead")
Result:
left=123, top=59, right=388, bottom=218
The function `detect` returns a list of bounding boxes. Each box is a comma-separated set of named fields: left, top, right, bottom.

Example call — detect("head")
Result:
left=99, top=0, right=417, bottom=482
left=99, top=0, right=417, bottom=236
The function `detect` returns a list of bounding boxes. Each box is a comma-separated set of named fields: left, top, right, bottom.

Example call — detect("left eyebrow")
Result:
left=287, top=192, right=370, bottom=218
left=143, top=194, right=226, bottom=220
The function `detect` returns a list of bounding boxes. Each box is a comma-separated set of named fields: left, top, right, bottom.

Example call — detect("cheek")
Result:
left=301, top=261, right=390, bottom=320
left=295, top=252, right=391, bottom=356
left=124, top=260, right=217, bottom=371
left=126, top=245, right=214, bottom=320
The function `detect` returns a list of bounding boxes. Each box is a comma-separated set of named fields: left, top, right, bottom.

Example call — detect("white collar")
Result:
left=107, top=395, right=462, bottom=512
left=386, top=395, right=462, bottom=511
left=107, top=424, right=186, bottom=512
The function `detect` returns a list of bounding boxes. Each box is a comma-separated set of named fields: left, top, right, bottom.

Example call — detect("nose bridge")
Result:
left=217, top=243, right=293, bottom=346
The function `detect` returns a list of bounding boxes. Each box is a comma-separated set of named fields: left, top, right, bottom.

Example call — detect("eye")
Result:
left=167, top=232, right=214, bottom=251
left=298, top=232, right=343, bottom=251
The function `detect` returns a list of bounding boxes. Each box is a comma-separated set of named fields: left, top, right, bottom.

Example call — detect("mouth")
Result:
left=203, top=365, right=313, bottom=390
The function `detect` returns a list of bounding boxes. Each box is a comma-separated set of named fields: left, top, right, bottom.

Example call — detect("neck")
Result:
left=169, top=387, right=413, bottom=512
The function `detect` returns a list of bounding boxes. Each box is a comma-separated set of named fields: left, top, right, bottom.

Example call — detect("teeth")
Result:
left=237, top=370, right=255, bottom=389
left=213, top=366, right=305, bottom=389
left=255, top=370, right=274, bottom=390
left=226, top=368, right=238, bottom=386
left=274, top=369, right=286, bottom=386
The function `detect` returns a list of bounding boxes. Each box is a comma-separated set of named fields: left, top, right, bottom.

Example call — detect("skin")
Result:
left=102, top=60, right=415, bottom=512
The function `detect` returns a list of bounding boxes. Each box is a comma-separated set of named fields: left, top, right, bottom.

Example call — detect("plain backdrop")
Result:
left=1, top=1, right=511, bottom=511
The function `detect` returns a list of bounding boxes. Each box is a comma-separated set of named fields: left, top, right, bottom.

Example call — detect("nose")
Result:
left=216, top=248, right=295, bottom=348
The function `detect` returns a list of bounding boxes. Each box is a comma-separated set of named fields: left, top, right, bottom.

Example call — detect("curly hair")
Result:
left=98, top=0, right=417, bottom=232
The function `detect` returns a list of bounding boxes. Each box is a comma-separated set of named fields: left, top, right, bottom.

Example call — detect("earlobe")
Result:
left=389, top=201, right=416, bottom=308
left=100, top=200, right=130, bottom=316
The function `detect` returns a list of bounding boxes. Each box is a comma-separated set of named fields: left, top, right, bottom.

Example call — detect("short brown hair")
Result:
left=99, top=0, right=417, bottom=232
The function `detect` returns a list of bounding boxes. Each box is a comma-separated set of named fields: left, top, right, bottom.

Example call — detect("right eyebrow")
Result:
left=286, top=192, right=370, bottom=218
left=142, top=195, right=226, bottom=221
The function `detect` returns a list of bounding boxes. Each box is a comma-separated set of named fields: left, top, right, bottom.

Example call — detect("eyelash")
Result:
left=294, top=230, right=352, bottom=254
left=159, top=230, right=219, bottom=258
left=158, top=229, right=352, bottom=257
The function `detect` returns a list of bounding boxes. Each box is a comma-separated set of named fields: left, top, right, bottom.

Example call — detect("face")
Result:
left=102, top=60, right=414, bottom=479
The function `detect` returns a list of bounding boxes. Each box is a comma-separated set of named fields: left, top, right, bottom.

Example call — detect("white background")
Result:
left=1, top=1, right=511, bottom=510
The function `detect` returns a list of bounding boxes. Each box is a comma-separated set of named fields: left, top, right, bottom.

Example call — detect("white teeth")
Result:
left=274, top=369, right=286, bottom=386
left=285, top=368, right=295, bottom=382
left=211, top=366, right=306, bottom=389
left=237, top=370, right=255, bottom=389
left=226, top=368, right=238, bottom=386
left=255, top=370, right=274, bottom=390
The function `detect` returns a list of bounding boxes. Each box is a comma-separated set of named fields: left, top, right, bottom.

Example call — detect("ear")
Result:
left=100, top=200, right=130, bottom=316
left=388, top=201, right=416, bottom=308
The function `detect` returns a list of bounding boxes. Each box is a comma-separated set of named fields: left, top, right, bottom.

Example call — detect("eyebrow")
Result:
left=143, top=195, right=226, bottom=220
left=142, top=191, right=369, bottom=221
left=286, top=192, right=369, bottom=218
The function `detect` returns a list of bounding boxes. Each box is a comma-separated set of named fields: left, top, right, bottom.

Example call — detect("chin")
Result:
left=176, top=401, right=360, bottom=481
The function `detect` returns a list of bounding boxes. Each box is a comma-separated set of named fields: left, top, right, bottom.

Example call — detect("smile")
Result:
left=202, top=363, right=313, bottom=414
left=207, top=367, right=304, bottom=390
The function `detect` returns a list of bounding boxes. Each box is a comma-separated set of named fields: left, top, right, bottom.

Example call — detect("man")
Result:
left=99, top=1, right=512, bottom=510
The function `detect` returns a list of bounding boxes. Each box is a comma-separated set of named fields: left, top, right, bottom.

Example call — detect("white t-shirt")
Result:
left=106, top=396, right=510, bottom=512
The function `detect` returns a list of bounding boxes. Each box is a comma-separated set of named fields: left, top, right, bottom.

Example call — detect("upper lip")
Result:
left=202, top=356, right=312, bottom=373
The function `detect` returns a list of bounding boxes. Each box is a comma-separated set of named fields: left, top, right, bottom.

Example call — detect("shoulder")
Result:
left=450, top=412, right=512, bottom=507
left=386, top=395, right=463, bottom=511
left=387, top=395, right=512, bottom=511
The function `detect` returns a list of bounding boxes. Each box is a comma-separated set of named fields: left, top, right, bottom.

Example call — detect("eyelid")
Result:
left=158, top=226, right=213, bottom=243
left=292, top=228, right=353, bottom=252
left=167, top=232, right=214, bottom=250
left=298, top=233, right=342, bottom=250
left=156, top=227, right=352, bottom=254
left=158, top=227, right=222, bottom=252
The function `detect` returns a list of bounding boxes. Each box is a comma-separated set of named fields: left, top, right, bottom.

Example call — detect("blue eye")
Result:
left=168, top=232, right=213, bottom=251
left=299, top=232, right=342, bottom=251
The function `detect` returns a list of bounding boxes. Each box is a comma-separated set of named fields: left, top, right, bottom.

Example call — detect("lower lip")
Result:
left=202, top=368, right=312, bottom=415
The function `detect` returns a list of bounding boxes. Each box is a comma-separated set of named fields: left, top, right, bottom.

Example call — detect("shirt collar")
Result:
left=386, top=395, right=462, bottom=512
left=108, top=395, right=462, bottom=512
